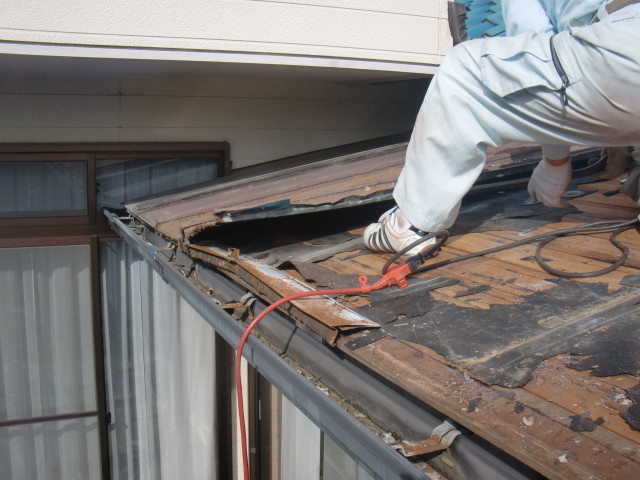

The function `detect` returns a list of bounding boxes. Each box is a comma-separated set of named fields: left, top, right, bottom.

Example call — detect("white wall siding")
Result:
left=0, top=75, right=426, bottom=168
left=0, top=0, right=451, bottom=70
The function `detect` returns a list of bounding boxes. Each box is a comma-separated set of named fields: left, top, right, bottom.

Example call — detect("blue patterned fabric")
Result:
left=459, top=0, right=506, bottom=38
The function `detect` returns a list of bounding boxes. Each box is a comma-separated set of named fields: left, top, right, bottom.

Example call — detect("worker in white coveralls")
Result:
left=364, top=0, right=640, bottom=255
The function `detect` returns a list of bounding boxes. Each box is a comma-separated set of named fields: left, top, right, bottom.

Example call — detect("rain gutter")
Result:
left=107, top=212, right=537, bottom=480
left=107, top=212, right=430, bottom=480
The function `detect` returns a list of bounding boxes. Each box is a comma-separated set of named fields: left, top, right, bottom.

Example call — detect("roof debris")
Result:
left=123, top=140, right=640, bottom=480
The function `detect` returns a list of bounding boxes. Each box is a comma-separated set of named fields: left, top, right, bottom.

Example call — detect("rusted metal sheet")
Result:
left=400, top=420, right=461, bottom=456
left=187, top=244, right=379, bottom=345
left=125, top=141, right=586, bottom=245
left=127, top=143, right=407, bottom=243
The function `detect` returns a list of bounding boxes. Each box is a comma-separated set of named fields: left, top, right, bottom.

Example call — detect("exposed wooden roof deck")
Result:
left=126, top=142, right=640, bottom=479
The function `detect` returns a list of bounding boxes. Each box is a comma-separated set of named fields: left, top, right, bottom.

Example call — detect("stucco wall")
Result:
left=0, top=75, right=426, bottom=168
left=0, top=0, right=451, bottom=70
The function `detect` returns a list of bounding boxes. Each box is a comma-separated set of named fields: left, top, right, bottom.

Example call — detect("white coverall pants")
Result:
left=394, top=4, right=640, bottom=232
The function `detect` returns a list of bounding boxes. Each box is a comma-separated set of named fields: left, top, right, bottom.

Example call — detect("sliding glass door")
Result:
left=0, top=245, right=101, bottom=479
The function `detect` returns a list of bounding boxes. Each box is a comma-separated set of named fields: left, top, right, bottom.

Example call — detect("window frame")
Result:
left=0, top=142, right=231, bottom=233
left=0, top=142, right=230, bottom=480
left=0, top=152, right=94, bottom=227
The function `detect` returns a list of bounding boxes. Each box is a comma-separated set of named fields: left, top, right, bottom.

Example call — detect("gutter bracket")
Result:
left=220, top=291, right=256, bottom=309
left=401, top=420, right=461, bottom=457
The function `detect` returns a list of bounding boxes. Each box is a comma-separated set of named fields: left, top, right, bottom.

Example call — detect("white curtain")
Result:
left=0, top=162, right=87, bottom=217
left=278, top=391, right=375, bottom=480
left=322, top=435, right=375, bottom=480
left=101, top=241, right=217, bottom=480
left=96, top=157, right=218, bottom=210
left=280, top=395, right=321, bottom=480
left=0, top=245, right=100, bottom=480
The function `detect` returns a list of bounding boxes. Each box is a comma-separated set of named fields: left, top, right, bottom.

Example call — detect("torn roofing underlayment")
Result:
left=123, top=140, right=640, bottom=480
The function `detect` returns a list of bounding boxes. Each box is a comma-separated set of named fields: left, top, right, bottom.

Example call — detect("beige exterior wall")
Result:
left=0, top=75, right=426, bottom=168
left=0, top=1, right=446, bottom=167
left=0, top=0, right=451, bottom=71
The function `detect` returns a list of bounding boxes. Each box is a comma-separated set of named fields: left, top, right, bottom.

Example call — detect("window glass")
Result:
left=101, top=241, right=217, bottom=480
left=278, top=394, right=374, bottom=480
left=280, top=395, right=321, bottom=479
left=96, top=157, right=218, bottom=210
left=0, top=418, right=101, bottom=480
left=0, top=162, right=87, bottom=218
left=0, top=245, right=96, bottom=421
left=0, top=245, right=99, bottom=480
left=322, top=434, right=375, bottom=480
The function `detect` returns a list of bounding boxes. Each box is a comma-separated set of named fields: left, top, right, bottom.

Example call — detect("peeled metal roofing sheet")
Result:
left=125, top=140, right=555, bottom=245
left=187, top=243, right=381, bottom=345
left=126, top=143, right=406, bottom=243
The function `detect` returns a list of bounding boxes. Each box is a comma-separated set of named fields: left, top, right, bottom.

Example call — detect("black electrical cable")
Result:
left=382, top=230, right=449, bottom=275
left=535, top=221, right=635, bottom=278
left=383, top=218, right=640, bottom=279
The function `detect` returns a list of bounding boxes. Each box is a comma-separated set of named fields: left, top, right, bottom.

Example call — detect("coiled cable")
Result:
left=383, top=218, right=640, bottom=279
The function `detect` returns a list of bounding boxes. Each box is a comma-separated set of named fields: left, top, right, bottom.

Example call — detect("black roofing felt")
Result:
left=349, top=279, right=640, bottom=388
left=338, top=187, right=640, bottom=389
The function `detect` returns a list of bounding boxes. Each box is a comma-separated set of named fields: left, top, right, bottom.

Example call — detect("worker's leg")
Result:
left=394, top=6, right=640, bottom=233
left=394, top=31, right=564, bottom=232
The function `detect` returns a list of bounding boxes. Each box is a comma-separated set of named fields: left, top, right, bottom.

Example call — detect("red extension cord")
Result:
left=235, top=264, right=415, bottom=480
left=234, top=217, right=640, bottom=478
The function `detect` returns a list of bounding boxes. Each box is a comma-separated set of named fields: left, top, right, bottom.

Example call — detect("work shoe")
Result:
left=363, top=207, right=434, bottom=255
